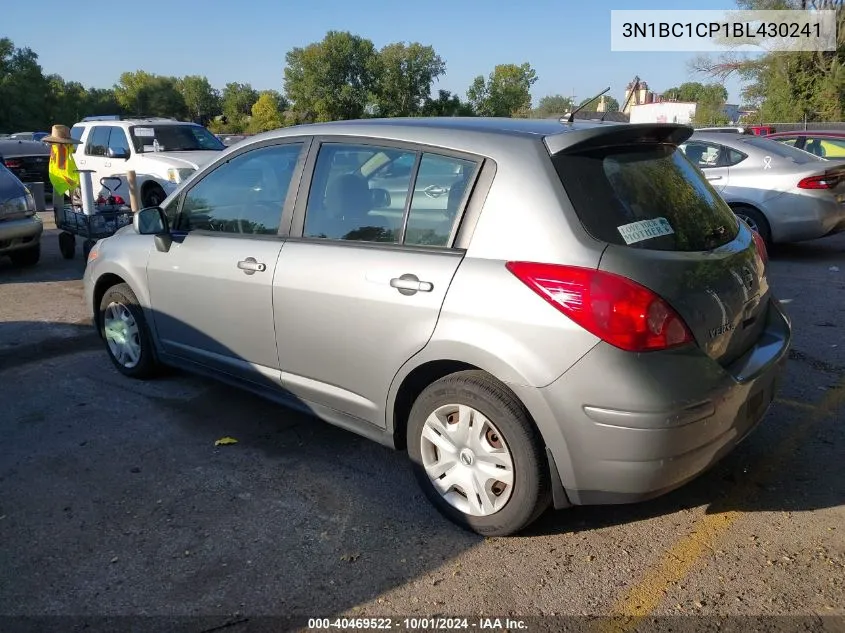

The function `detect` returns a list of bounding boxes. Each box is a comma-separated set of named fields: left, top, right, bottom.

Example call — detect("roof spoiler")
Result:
left=544, top=123, right=693, bottom=155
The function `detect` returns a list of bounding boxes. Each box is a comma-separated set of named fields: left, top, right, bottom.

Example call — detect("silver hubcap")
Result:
left=420, top=404, right=515, bottom=517
left=103, top=301, right=141, bottom=368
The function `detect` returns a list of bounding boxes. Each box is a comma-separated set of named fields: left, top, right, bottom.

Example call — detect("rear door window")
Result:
left=553, top=144, right=740, bottom=252
left=740, top=136, right=824, bottom=165
left=85, top=126, right=110, bottom=157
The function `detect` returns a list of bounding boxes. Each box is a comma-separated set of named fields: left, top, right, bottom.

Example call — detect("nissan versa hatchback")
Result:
left=83, top=118, right=791, bottom=536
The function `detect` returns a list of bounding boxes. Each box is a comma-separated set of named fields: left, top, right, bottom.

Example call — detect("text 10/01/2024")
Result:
left=307, top=617, right=528, bottom=630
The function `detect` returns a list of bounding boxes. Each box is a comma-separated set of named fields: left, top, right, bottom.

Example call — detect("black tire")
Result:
left=407, top=370, right=551, bottom=536
left=733, top=205, right=771, bottom=245
left=58, top=231, right=75, bottom=259
left=98, top=283, right=159, bottom=379
left=142, top=184, right=166, bottom=208
left=9, top=243, right=40, bottom=267
left=82, top=239, right=96, bottom=260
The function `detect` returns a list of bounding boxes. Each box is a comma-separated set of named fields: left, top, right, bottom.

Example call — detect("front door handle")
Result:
left=237, top=257, right=267, bottom=275
left=706, top=175, right=722, bottom=181
left=390, top=273, right=433, bottom=296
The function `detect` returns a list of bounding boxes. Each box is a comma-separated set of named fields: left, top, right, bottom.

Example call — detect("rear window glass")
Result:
left=740, top=137, right=823, bottom=164
left=553, top=144, right=739, bottom=252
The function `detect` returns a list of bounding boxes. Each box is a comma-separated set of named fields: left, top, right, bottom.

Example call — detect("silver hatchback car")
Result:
left=83, top=118, right=791, bottom=536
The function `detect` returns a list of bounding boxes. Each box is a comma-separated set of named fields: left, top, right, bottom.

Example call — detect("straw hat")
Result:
left=42, top=124, right=81, bottom=145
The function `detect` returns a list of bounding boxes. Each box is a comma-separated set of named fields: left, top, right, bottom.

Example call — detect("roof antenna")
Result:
left=567, top=87, right=611, bottom=123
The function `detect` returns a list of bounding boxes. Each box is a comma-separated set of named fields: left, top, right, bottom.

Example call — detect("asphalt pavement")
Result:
left=0, top=212, right=843, bottom=632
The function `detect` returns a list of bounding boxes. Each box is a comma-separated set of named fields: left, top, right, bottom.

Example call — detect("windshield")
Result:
left=739, top=136, right=823, bottom=164
left=553, top=143, right=739, bottom=252
left=129, top=125, right=225, bottom=153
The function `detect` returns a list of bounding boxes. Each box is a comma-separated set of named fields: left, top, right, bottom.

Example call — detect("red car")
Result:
left=767, top=130, right=845, bottom=159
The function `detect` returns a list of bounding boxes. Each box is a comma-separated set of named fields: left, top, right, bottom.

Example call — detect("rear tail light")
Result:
left=506, top=262, right=694, bottom=353
left=798, top=174, right=837, bottom=189
left=750, top=229, right=768, bottom=265
left=4, top=159, right=21, bottom=169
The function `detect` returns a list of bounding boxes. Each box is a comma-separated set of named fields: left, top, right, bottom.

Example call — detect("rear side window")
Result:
left=553, top=144, right=739, bottom=252
left=740, top=137, right=823, bottom=164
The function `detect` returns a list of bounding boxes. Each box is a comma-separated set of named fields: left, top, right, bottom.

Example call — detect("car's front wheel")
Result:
left=407, top=370, right=551, bottom=536
left=99, top=283, right=159, bottom=379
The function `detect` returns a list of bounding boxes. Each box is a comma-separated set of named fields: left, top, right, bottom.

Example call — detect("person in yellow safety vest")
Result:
left=42, top=124, right=81, bottom=202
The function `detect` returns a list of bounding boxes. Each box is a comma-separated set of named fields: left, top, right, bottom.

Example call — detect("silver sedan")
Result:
left=681, top=131, right=845, bottom=244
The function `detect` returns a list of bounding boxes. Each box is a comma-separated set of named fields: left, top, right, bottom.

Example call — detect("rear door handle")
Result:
left=390, top=274, right=433, bottom=295
left=237, top=257, right=266, bottom=275
left=706, top=175, right=722, bottom=181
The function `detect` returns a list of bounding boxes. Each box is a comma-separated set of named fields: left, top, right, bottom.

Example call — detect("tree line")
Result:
left=1, top=32, right=607, bottom=135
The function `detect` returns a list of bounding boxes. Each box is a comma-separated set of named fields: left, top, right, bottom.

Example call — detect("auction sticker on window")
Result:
left=617, top=217, right=675, bottom=244
left=134, top=127, right=155, bottom=137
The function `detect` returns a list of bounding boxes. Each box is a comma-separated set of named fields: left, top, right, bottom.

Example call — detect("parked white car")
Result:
left=70, top=116, right=225, bottom=208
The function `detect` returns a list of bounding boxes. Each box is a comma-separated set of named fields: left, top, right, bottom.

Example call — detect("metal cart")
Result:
left=54, top=176, right=134, bottom=260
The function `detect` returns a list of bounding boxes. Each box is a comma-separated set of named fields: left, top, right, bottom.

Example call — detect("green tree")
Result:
left=115, top=71, right=187, bottom=118
left=45, top=75, right=88, bottom=126
left=284, top=31, right=379, bottom=122
left=372, top=42, right=446, bottom=117
left=221, top=82, right=259, bottom=131
left=85, top=88, right=122, bottom=117
left=178, top=75, right=220, bottom=121
left=466, top=63, right=538, bottom=117
left=0, top=38, right=50, bottom=131
left=691, top=0, right=845, bottom=122
left=533, top=94, right=575, bottom=117
left=421, top=89, right=476, bottom=116
left=692, top=83, right=732, bottom=125
left=248, top=90, right=285, bottom=132
left=663, top=81, right=728, bottom=103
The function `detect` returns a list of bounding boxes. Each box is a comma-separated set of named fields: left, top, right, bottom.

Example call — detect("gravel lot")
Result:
left=1, top=212, right=843, bottom=632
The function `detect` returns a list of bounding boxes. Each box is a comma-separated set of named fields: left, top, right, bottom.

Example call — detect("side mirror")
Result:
left=133, top=206, right=173, bottom=252
left=370, top=187, right=391, bottom=209
left=107, top=147, right=130, bottom=160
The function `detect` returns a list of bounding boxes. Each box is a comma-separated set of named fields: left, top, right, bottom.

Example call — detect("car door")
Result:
left=274, top=139, right=483, bottom=427
left=76, top=125, right=111, bottom=193
left=102, top=127, right=134, bottom=200
left=145, top=139, right=309, bottom=385
left=680, top=140, right=730, bottom=192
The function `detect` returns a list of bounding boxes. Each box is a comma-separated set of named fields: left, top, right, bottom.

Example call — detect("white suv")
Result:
left=70, top=116, right=225, bottom=208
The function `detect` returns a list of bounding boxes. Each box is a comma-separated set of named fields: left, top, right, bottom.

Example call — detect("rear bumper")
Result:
left=0, top=216, right=43, bottom=254
left=513, top=298, right=791, bottom=507
left=767, top=193, right=845, bottom=243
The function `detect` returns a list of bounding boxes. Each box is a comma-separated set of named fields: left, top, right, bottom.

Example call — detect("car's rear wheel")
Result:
left=99, top=283, right=159, bottom=379
left=407, top=370, right=551, bottom=536
left=733, top=205, right=771, bottom=245
left=9, top=243, right=40, bottom=267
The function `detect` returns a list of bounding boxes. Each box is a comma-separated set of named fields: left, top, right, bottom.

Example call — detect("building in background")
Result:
left=629, top=101, right=697, bottom=124
left=622, top=78, right=740, bottom=124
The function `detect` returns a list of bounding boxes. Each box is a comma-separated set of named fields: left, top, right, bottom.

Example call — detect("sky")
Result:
left=3, top=0, right=748, bottom=108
